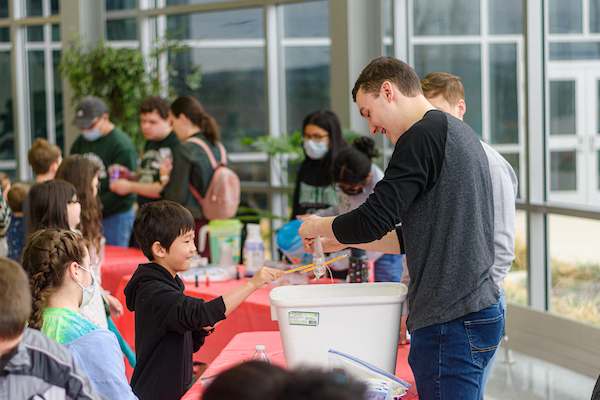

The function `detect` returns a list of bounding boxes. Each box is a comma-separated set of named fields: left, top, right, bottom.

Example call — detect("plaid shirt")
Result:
left=0, top=186, right=11, bottom=237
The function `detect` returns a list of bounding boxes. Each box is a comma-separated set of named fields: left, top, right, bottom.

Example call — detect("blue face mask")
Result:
left=304, top=139, right=329, bottom=160
left=82, top=128, right=103, bottom=142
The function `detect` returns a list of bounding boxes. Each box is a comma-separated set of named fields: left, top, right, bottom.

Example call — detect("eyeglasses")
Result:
left=336, top=183, right=365, bottom=196
left=302, top=133, right=329, bottom=142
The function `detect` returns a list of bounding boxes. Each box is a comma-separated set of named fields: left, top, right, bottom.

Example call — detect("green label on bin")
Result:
left=288, top=311, right=319, bottom=326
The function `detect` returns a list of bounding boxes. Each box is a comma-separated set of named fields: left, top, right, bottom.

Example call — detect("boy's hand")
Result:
left=249, top=267, right=279, bottom=290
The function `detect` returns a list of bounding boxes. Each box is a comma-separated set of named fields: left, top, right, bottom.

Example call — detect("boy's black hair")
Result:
left=133, top=200, right=195, bottom=260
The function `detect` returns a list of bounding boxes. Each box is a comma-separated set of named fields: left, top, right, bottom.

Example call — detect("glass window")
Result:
left=52, top=24, right=60, bottom=42
left=506, top=209, right=527, bottom=306
left=0, top=27, right=9, bottom=42
left=53, top=51, right=63, bottom=150
left=284, top=47, right=330, bottom=134
left=232, top=161, right=268, bottom=183
left=0, top=51, right=13, bottom=161
left=550, top=151, right=577, bottom=191
left=106, top=0, right=136, bottom=10
left=549, top=80, right=576, bottom=135
left=383, top=0, right=393, bottom=38
left=240, top=192, right=268, bottom=214
left=413, top=0, right=480, bottom=36
left=168, top=8, right=263, bottom=40
left=168, top=8, right=265, bottom=154
left=51, top=0, right=58, bottom=14
left=591, top=0, right=600, bottom=32
left=26, top=26, right=44, bottom=42
left=597, top=80, right=600, bottom=134
left=490, top=43, right=519, bottom=144
left=549, top=42, right=600, bottom=60
left=166, top=0, right=239, bottom=5
left=170, top=47, right=266, bottom=153
left=26, top=0, right=43, bottom=17
left=413, top=44, right=482, bottom=134
left=28, top=51, right=47, bottom=140
left=283, top=0, right=329, bottom=38
left=0, top=0, right=8, bottom=18
left=107, top=19, right=137, bottom=41
left=548, top=0, right=582, bottom=33
left=489, top=0, right=523, bottom=34
left=549, top=214, right=600, bottom=327
left=501, top=152, right=521, bottom=198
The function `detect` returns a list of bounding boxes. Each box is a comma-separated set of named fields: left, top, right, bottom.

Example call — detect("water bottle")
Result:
left=244, top=224, right=264, bottom=277
left=250, top=345, right=271, bottom=363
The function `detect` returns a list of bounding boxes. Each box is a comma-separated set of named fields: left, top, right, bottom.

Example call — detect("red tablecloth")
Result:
left=101, top=245, right=147, bottom=295
left=182, top=331, right=418, bottom=400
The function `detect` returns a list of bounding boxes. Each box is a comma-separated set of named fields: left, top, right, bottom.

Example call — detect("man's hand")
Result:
left=109, top=179, right=132, bottom=196
left=400, top=315, right=410, bottom=345
left=303, top=236, right=345, bottom=254
left=298, top=214, right=322, bottom=240
left=158, top=162, right=172, bottom=180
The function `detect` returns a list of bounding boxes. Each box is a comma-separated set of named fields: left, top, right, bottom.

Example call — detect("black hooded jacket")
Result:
left=124, top=262, right=226, bottom=400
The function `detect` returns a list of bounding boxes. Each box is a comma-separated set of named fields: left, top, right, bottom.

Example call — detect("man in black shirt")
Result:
left=299, top=56, right=502, bottom=400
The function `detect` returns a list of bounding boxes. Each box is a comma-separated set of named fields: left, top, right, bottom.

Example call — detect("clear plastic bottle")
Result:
left=244, top=224, right=264, bottom=277
left=250, top=345, right=271, bottom=363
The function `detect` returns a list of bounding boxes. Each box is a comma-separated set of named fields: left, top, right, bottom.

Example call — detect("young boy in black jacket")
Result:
left=124, top=200, right=278, bottom=400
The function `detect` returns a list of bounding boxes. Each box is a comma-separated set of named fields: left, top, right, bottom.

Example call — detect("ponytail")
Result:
left=171, top=96, right=221, bottom=144
left=332, top=137, right=379, bottom=186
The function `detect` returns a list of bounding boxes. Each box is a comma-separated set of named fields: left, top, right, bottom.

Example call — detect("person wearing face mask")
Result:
left=70, top=96, right=138, bottom=248
left=0, top=257, right=106, bottom=400
left=291, top=110, right=349, bottom=219
left=313, top=136, right=403, bottom=282
left=22, top=229, right=138, bottom=400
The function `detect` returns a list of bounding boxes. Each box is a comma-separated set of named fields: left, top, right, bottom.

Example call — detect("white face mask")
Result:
left=304, top=139, right=329, bottom=160
left=82, top=128, right=103, bottom=142
left=72, top=263, right=97, bottom=308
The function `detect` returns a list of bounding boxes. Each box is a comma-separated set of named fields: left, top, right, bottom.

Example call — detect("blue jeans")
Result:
left=408, top=300, right=505, bottom=400
left=478, top=290, right=507, bottom=400
left=374, top=253, right=403, bottom=282
left=102, top=207, right=135, bottom=247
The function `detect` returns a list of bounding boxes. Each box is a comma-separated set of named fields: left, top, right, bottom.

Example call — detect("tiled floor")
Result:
left=484, top=344, right=598, bottom=400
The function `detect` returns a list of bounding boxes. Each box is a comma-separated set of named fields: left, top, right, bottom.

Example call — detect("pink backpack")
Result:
left=186, top=137, right=240, bottom=220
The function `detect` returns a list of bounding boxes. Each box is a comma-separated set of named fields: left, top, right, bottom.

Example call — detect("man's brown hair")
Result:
left=28, top=138, right=61, bottom=175
left=140, top=96, right=171, bottom=120
left=420, top=72, right=465, bottom=107
left=352, top=56, right=423, bottom=102
left=7, top=183, right=30, bottom=213
left=0, top=257, right=32, bottom=339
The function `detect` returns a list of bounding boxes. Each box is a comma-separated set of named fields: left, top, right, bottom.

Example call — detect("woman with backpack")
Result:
left=161, top=96, right=239, bottom=257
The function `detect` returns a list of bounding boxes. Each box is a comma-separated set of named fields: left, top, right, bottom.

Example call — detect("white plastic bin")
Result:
left=270, top=282, right=408, bottom=373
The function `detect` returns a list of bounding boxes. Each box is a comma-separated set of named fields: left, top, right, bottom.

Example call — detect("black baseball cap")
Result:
left=72, top=96, right=108, bottom=129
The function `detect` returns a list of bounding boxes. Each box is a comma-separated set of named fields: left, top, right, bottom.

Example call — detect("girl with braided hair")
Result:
left=22, top=228, right=137, bottom=400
